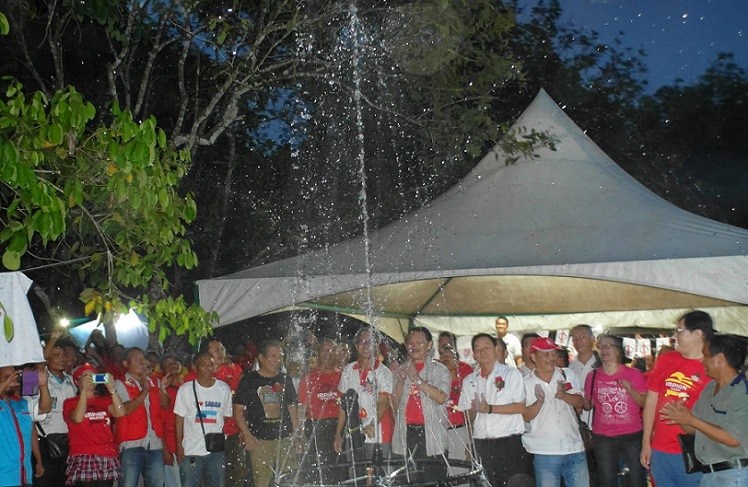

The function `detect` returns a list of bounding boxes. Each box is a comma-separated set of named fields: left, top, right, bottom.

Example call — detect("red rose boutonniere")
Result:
left=495, top=376, right=505, bottom=391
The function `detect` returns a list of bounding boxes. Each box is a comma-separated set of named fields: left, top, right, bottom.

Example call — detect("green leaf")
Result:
left=157, top=129, right=167, bottom=149
left=0, top=12, right=10, bottom=36
left=2, top=250, right=21, bottom=270
left=3, top=315, right=13, bottom=343
left=48, top=123, right=64, bottom=145
left=217, top=27, right=227, bottom=45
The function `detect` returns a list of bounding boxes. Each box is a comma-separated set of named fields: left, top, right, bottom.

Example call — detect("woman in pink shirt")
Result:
left=582, top=334, right=647, bottom=487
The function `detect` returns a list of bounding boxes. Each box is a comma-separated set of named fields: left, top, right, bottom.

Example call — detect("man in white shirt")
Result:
left=568, top=324, right=598, bottom=428
left=494, top=316, right=522, bottom=368
left=175, top=352, right=233, bottom=487
left=522, top=337, right=588, bottom=487
left=35, top=343, right=77, bottom=487
left=334, top=327, right=393, bottom=461
left=459, top=333, right=531, bottom=486
left=518, top=333, right=541, bottom=377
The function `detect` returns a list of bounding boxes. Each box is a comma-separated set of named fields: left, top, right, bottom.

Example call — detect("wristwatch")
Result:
left=415, top=378, right=424, bottom=385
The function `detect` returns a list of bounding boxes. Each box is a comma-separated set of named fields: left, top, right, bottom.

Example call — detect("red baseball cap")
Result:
left=530, top=337, right=560, bottom=352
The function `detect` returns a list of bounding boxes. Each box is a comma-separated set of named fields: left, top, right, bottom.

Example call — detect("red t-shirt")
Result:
left=446, top=362, right=474, bottom=427
left=405, top=363, right=426, bottom=425
left=298, top=368, right=342, bottom=420
left=215, top=362, right=243, bottom=435
left=63, top=395, right=118, bottom=457
left=161, top=385, right=179, bottom=453
left=647, top=351, right=710, bottom=453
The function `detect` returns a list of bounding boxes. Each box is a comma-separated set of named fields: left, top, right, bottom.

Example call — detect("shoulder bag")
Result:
left=192, top=380, right=225, bottom=452
left=36, top=423, right=69, bottom=459
left=562, top=367, right=598, bottom=471
left=677, top=433, right=704, bottom=474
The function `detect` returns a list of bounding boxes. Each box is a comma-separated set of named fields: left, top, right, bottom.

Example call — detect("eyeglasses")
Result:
left=598, top=343, right=617, bottom=349
left=675, top=328, right=688, bottom=334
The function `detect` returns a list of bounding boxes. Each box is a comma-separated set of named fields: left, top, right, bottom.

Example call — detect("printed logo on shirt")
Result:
left=258, top=383, right=283, bottom=419
left=315, top=390, right=338, bottom=402
left=597, top=384, right=630, bottom=416
left=196, top=409, right=218, bottom=424
left=663, top=371, right=695, bottom=399
left=85, top=410, right=111, bottom=426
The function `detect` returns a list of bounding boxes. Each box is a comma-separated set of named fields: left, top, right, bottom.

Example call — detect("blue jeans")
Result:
left=120, top=447, right=166, bottom=487
left=534, top=451, right=589, bottom=487
left=651, top=449, right=702, bottom=487
left=699, top=465, right=748, bottom=487
left=180, top=453, right=225, bottom=487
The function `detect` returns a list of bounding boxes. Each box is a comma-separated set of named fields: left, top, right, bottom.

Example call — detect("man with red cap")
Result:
left=522, top=337, right=588, bottom=487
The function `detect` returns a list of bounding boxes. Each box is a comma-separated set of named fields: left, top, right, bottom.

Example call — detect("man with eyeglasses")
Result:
left=659, top=334, right=748, bottom=487
left=640, top=310, right=714, bottom=487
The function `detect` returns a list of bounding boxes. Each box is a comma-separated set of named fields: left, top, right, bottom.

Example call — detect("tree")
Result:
left=0, top=75, right=215, bottom=343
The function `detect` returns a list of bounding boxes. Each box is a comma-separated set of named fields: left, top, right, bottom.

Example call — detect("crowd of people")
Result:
left=1, top=310, right=746, bottom=487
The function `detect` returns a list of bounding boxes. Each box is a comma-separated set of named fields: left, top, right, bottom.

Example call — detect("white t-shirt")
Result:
left=458, top=362, right=525, bottom=439
left=37, top=371, right=77, bottom=434
left=568, top=355, right=597, bottom=426
left=174, top=379, right=232, bottom=456
left=499, top=333, right=522, bottom=368
left=521, top=367, right=584, bottom=455
left=338, top=361, right=393, bottom=444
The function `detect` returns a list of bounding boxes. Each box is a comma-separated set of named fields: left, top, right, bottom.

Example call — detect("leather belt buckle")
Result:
left=703, top=458, right=748, bottom=473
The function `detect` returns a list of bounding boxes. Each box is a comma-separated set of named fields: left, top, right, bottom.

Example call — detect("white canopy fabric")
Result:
left=0, top=272, right=44, bottom=367
left=197, top=90, right=748, bottom=339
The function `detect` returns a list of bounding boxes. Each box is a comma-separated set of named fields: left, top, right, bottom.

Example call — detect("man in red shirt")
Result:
left=296, top=338, right=342, bottom=483
left=640, top=310, right=714, bottom=487
left=114, top=347, right=169, bottom=487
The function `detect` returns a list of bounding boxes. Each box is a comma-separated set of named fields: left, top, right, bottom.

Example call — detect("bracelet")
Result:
left=110, top=391, right=116, bottom=396
left=489, top=405, right=493, bottom=414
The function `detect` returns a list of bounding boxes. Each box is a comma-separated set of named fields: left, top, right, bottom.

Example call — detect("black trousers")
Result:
left=404, top=425, right=448, bottom=483
left=474, top=435, right=533, bottom=487
left=33, top=435, right=69, bottom=487
left=297, top=418, right=343, bottom=484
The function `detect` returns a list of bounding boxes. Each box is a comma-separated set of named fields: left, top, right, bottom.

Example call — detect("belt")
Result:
left=448, top=424, right=465, bottom=430
left=406, top=424, right=425, bottom=429
left=702, top=458, right=748, bottom=473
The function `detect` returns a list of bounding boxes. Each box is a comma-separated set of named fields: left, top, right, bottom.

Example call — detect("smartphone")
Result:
left=92, top=373, right=109, bottom=384
left=21, top=370, right=39, bottom=396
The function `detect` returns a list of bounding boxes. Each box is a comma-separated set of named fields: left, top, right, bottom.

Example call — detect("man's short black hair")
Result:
left=471, top=333, right=497, bottom=350
left=679, top=310, right=715, bottom=342
left=707, top=334, right=747, bottom=372
left=521, top=332, right=541, bottom=347
left=438, top=331, right=457, bottom=347
left=258, top=338, right=283, bottom=356
left=409, top=326, right=433, bottom=343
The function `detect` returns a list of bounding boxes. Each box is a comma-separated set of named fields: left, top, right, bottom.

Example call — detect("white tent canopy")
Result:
left=197, top=90, right=748, bottom=339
